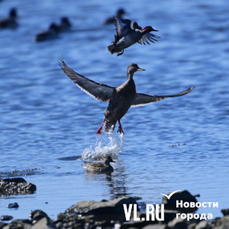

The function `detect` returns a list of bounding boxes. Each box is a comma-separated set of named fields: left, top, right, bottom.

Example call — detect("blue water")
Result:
left=1, top=0, right=229, bottom=221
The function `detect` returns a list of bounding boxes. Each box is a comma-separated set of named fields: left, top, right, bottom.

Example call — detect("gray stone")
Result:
left=0, top=215, right=13, bottom=221
left=142, top=224, right=167, bottom=229
left=53, top=212, right=85, bottom=228
left=167, top=217, right=187, bottom=229
left=30, top=217, right=57, bottom=229
left=0, top=177, right=36, bottom=195
left=65, top=196, right=137, bottom=221
left=162, top=190, right=199, bottom=213
left=3, top=219, right=32, bottom=229
left=120, top=221, right=155, bottom=229
left=29, top=210, right=49, bottom=224
left=0, top=222, right=7, bottom=229
left=7, top=202, right=19, bottom=208
left=214, top=215, right=229, bottom=229
left=195, top=220, right=210, bottom=229
left=188, top=223, right=197, bottom=229
left=221, top=209, right=229, bottom=216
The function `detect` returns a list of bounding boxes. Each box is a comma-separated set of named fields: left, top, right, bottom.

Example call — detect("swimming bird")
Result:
left=81, top=155, right=115, bottom=173
left=57, top=17, right=72, bottom=32
left=59, top=60, right=194, bottom=134
left=0, top=8, right=18, bottom=29
left=34, top=23, right=59, bottom=42
left=107, top=18, right=160, bottom=56
left=104, top=8, right=126, bottom=25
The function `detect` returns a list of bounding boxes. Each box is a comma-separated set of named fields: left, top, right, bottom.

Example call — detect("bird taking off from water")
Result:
left=107, top=18, right=160, bottom=56
left=59, top=59, right=194, bottom=134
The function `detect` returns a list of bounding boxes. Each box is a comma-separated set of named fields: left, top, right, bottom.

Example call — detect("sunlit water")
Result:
left=0, top=0, right=229, bottom=221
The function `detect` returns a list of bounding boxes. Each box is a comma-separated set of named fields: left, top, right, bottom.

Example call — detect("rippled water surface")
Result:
left=1, top=0, right=229, bottom=220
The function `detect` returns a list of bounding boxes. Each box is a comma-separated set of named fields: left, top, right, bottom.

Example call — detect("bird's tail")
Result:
left=107, top=44, right=115, bottom=54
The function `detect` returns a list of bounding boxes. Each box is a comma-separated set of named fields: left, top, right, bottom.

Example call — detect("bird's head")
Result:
left=49, top=23, right=59, bottom=33
left=127, top=63, right=145, bottom=79
left=117, top=8, right=126, bottom=18
left=10, top=8, right=17, bottom=19
left=141, top=26, right=158, bottom=34
left=61, top=17, right=71, bottom=26
left=104, top=155, right=115, bottom=165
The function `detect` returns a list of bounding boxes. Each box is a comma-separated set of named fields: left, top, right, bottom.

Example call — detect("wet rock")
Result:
left=221, top=209, right=229, bottom=216
left=188, top=223, right=197, bottom=229
left=7, top=202, right=19, bottom=208
left=162, top=190, right=199, bottom=213
left=163, top=209, right=179, bottom=223
left=65, top=196, right=137, bottom=221
left=167, top=215, right=200, bottom=229
left=53, top=212, right=85, bottom=228
left=214, top=214, right=229, bottom=229
left=30, top=217, right=57, bottom=229
left=120, top=221, right=155, bottom=229
left=142, top=224, right=167, bottom=229
left=0, top=215, right=13, bottom=221
left=2, top=219, right=32, bottom=229
left=29, top=210, right=50, bottom=224
left=0, top=177, right=36, bottom=195
left=167, top=217, right=187, bottom=229
left=0, top=222, right=7, bottom=229
left=195, top=220, right=211, bottom=229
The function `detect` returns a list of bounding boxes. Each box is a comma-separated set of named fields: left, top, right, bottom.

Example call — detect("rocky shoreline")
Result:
left=1, top=178, right=228, bottom=229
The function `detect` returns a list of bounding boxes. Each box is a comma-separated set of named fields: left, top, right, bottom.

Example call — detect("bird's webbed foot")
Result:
left=96, top=118, right=106, bottom=134
left=117, top=50, right=124, bottom=56
left=117, top=120, right=124, bottom=134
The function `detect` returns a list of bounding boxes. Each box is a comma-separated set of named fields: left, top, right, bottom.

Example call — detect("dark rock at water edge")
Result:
left=162, top=190, right=199, bottom=213
left=29, top=210, right=51, bottom=224
left=0, top=222, right=7, bottom=229
left=1, top=219, right=33, bottom=229
left=1, top=195, right=229, bottom=229
left=7, top=202, right=19, bottom=208
left=0, top=215, right=13, bottom=221
left=65, top=196, right=138, bottom=221
left=221, top=208, right=229, bottom=216
left=0, top=177, right=36, bottom=195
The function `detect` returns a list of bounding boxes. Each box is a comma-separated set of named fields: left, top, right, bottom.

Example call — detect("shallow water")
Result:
left=0, top=0, right=229, bottom=221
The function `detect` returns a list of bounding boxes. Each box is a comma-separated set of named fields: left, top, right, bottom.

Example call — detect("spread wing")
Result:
left=59, top=59, right=114, bottom=102
left=131, top=86, right=194, bottom=107
left=131, top=22, right=160, bottom=45
left=131, top=21, right=142, bottom=30
left=138, top=33, right=160, bottom=45
left=115, top=17, right=131, bottom=36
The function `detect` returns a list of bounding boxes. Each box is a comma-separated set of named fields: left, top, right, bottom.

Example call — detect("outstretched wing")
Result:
left=131, top=86, right=194, bottom=107
left=59, top=59, right=114, bottom=102
left=138, top=33, right=160, bottom=45
left=115, top=18, right=131, bottom=36
left=131, top=22, right=160, bottom=45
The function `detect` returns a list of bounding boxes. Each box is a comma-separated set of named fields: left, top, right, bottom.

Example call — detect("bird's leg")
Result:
left=117, top=119, right=124, bottom=134
left=96, top=118, right=106, bottom=134
left=117, top=50, right=124, bottom=56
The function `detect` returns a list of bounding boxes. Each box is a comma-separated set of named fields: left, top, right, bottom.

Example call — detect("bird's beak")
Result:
left=137, top=67, right=145, bottom=71
left=111, top=159, right=116, bottom=163
left=151, top=28, right=158, bottom=32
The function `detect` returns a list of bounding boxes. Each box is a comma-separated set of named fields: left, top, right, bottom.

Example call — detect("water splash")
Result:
left=81, top=132, right=123, bottom=161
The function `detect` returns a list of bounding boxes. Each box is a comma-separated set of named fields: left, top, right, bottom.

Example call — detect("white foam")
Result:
left=81, top=132, right=123, bottom=161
